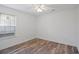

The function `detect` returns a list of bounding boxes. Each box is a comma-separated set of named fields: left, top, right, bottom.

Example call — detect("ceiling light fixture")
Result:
left=33, top=4, right=54, bottom=13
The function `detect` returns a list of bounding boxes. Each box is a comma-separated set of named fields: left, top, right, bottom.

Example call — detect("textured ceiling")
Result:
left=2, top=4, right=79, bottom=16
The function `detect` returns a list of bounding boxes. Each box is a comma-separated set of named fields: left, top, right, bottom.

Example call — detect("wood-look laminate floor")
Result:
left=0, top=38, right=78, bottom=54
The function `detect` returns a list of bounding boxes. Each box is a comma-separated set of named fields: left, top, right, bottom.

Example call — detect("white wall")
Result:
left=77, top=7, right=79, bottom=51
left=0, top=5, right=36, bottom=50
left=36, top=8, right=77, bottom=46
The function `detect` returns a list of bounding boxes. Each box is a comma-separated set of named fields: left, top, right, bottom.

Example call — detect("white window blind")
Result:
left=0, top=13, right=16, bottom=35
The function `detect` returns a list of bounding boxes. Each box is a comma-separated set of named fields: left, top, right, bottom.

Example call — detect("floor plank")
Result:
left=0, top=38, right=78, bottom=54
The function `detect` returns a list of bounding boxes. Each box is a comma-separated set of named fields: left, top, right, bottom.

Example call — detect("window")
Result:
left=0, top=13, right=16, bottom=37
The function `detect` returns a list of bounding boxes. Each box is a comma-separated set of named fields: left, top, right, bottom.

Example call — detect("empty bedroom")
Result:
left=0, top=4, right=79, bottom=54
